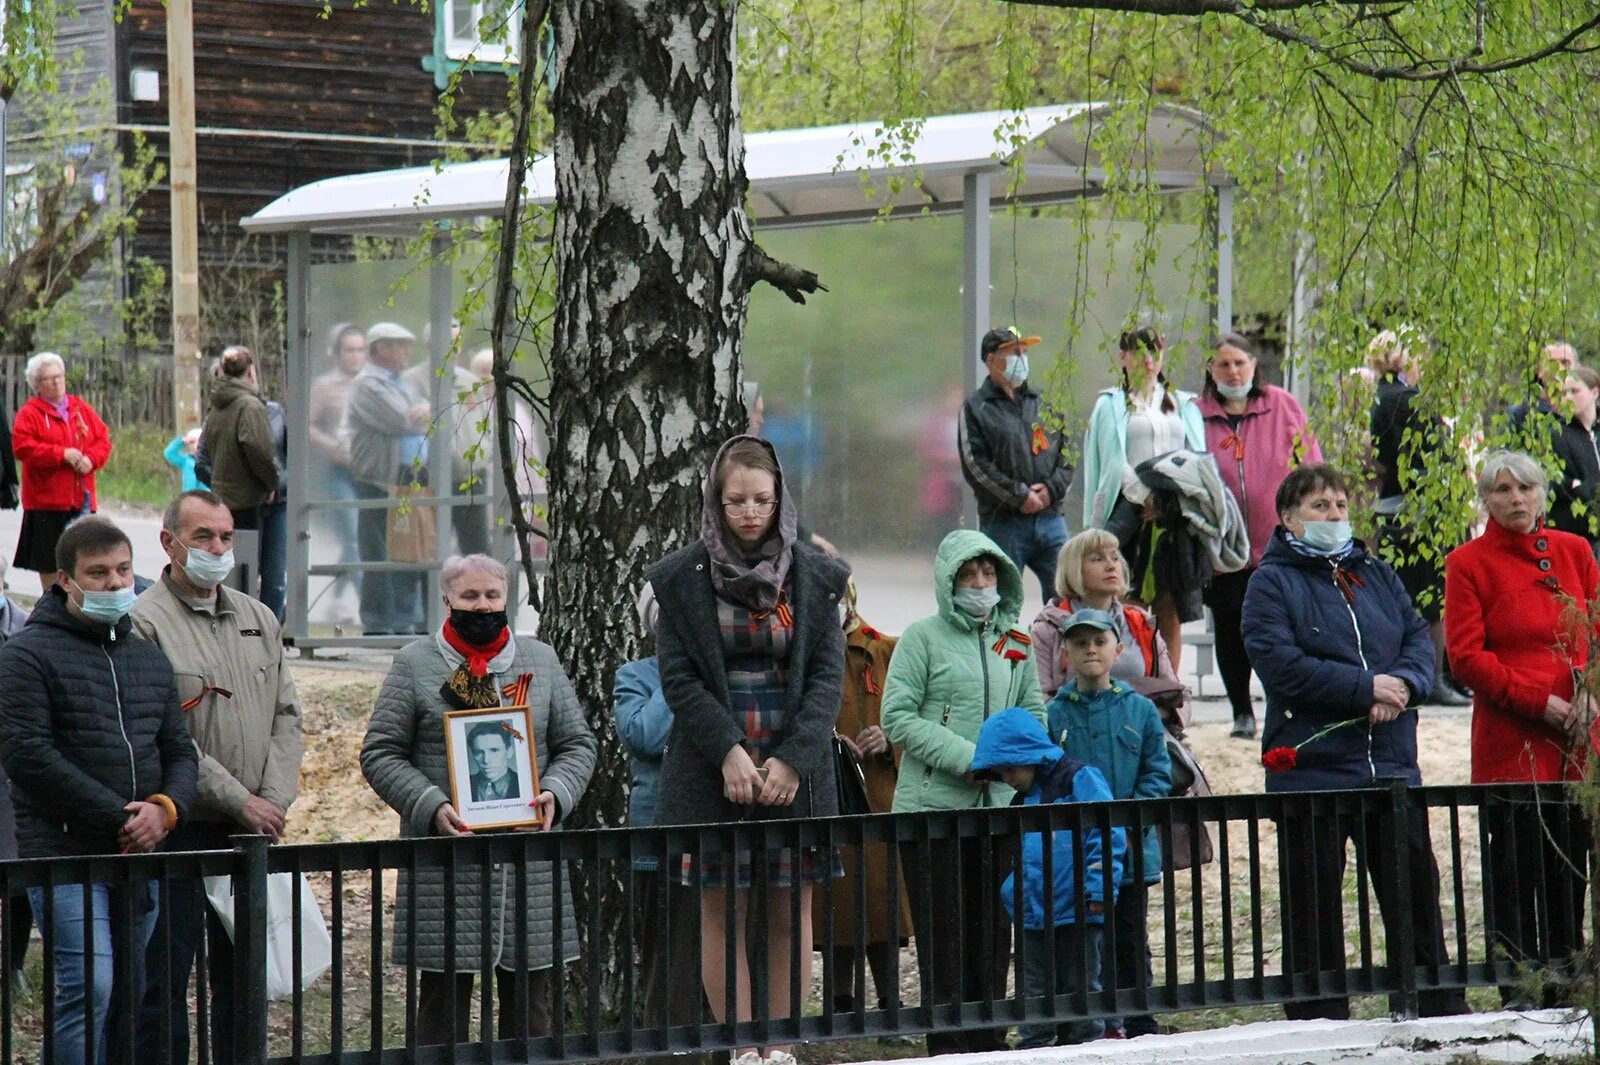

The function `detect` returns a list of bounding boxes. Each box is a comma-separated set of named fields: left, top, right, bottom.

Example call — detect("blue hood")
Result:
left=972, top=706, right=1062, bottom=776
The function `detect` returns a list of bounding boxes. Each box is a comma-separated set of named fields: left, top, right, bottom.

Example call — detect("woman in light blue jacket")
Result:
left=1080, top=325, right=1205, bottom=667
left=612, top=582, right=704, bottom=1031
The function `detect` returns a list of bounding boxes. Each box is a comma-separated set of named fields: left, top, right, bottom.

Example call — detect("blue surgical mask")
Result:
left=1216, top=379, right=1253, bottom=401
left=182, top=543, right=235, bottom=589
left=70, top=580, right=138, bottom=628
left=1004, top=354, right=1029, bottom=387
left=1297, top=520, right=1354, bottom=554
left=952, top=585, right=1001, bottom=618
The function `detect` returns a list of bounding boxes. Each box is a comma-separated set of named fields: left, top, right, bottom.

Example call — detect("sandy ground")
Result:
left=283, top=663, right=1476, bottom=844
left=283, top=666, right=399, bottom=845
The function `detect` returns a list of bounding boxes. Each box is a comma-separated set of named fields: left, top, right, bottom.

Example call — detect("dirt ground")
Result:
left=282, top=666, right=398, bottom=846
left=282, top=663, right=1476, bottom=841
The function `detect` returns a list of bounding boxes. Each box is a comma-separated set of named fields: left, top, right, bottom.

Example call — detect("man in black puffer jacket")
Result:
left=0, top=516, right=196, bottom=1065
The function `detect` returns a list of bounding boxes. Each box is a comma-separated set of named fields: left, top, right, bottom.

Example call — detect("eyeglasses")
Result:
left=722, top=500, right=776, bottom=517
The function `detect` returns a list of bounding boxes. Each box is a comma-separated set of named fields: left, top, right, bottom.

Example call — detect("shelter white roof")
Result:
left=242, top=102, right=1220, bottom=236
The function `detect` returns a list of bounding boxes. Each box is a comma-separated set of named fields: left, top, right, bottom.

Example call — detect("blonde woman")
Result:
left=1031, top=529, right=1178, bottom=700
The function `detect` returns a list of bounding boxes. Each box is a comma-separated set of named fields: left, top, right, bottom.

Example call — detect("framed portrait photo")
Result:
left=443, top=706, right=542, bottom=831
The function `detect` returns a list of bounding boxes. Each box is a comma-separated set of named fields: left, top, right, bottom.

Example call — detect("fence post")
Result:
left=1384, top=778, right=1419, bottom=1019
left=232, top=833, right=271, bottom=1065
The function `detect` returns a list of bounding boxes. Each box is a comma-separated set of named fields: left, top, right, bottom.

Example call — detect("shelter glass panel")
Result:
left=745, top=210, right=1207, bottom=633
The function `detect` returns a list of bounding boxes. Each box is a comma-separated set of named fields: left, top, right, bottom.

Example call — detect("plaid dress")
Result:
left=681, top=595, right=838, bottom=888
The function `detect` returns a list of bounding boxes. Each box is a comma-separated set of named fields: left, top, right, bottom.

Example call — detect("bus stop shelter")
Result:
left=242, top=101, right=1232, bottom=650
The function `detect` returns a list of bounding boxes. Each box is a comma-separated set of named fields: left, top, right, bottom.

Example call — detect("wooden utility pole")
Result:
left=167, top=0, right=202, bottom=431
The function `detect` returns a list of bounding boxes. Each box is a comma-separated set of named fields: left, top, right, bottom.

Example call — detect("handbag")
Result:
left=831, top=732, right=872, bottom=816
left=204, top=872, right=333, bottom=1000
left=1160, top=731, right=1216, bottom=871
left=387, top=484, right=438, bottom=563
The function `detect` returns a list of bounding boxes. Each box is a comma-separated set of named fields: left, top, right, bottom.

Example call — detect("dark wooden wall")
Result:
left=119, top=0, right=511, bottom=266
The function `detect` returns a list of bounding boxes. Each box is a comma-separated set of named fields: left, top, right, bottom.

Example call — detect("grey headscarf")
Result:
left=699, top=435, right=799, bottom=612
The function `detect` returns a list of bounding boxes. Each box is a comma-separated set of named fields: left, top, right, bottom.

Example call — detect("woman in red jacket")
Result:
left=10, top=353, right=112, bottom=591
left=1444, top=448, right=1598, bottom=1007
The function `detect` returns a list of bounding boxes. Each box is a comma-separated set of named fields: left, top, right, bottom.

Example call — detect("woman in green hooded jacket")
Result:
left=881, top=529, right=1046, bottom=1055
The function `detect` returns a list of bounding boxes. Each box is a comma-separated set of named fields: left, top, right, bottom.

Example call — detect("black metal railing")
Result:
left=0, top=781, right=1587, bottom=1065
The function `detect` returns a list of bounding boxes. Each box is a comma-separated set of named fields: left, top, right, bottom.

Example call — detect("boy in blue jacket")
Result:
left=972, top=706, right=1125, bottom=1048
left=1048, top=608, right=1171, bottom=1039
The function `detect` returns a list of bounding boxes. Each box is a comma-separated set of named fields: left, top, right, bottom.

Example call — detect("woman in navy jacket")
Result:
left=1242, top=463, right=1464, bottom=1020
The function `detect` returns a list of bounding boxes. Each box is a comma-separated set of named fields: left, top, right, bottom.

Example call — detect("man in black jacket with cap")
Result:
left=958, top=326, right=1075, bottom=596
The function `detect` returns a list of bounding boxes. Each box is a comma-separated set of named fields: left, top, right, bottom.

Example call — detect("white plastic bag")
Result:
left=204, top=872, right=333, bottom=1000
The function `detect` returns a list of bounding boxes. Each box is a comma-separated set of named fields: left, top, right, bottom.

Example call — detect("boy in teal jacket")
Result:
left=972, top=706, right=1125, bottom=1047
left=1048, top=608, right=1171, bottom=1038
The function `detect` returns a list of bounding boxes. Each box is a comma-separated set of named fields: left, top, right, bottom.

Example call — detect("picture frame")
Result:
left=442, top=705, right=542, bottom=831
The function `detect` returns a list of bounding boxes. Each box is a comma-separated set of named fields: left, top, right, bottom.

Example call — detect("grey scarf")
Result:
left=699, top=435, right=799, bottom=612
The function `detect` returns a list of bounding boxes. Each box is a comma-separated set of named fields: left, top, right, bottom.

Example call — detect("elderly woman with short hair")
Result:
left=1445, top=449, right=1600, bottom=1006
left=360, top=554, right=597, bottom=1045
left=11, top=351, right=112, bottom=590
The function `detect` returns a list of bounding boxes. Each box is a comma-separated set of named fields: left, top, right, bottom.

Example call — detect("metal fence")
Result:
left=0, top=781, right=1587, bottom=1065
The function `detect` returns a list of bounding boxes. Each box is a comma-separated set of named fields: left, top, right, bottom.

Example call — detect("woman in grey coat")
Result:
left=360, top=554, right=597, bottom=1045
left=648, top=436, right=847, bottom=1059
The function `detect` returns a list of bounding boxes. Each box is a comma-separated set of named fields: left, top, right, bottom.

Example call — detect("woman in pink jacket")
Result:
left=1198, top=333, right=1321, bottom=739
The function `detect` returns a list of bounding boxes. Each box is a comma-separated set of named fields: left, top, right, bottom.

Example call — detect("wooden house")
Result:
left=15, top=0, right=513, bottom=344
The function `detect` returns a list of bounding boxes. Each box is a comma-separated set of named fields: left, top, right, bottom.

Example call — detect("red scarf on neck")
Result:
left=441, top=618, right=510, bottom=677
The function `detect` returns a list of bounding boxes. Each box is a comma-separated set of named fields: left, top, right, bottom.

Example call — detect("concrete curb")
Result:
left=864, top=1011, right=1592, bottom=1065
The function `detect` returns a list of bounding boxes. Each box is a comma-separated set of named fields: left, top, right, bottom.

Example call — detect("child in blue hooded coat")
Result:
left=972, top=706, right=1125, bottom=1047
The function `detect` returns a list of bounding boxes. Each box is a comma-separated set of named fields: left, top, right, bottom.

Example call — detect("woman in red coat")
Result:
left=1445, top=448, right=1599, bottom=1007
left=10, top=353, right=112, bottom=591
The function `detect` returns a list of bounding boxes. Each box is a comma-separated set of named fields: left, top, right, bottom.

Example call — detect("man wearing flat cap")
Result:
left=958, top=326, right=1075, bottom=596
left=347, top=322, right=431, bottom=635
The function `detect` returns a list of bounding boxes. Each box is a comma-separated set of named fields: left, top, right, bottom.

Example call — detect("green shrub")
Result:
left=95, top=421, right=183, bottom=510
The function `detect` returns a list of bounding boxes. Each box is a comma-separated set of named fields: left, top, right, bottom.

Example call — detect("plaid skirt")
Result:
left=678, top=834, right=843, bottom=889
left=675, top=596, right=841, bottom=888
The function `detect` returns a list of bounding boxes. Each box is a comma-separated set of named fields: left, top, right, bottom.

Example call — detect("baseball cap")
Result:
left=1060, top=607, right=1117, bottom=637
left=366, top=321, right=417, bottom=345
left=980, top=326, right=1042, bottom=361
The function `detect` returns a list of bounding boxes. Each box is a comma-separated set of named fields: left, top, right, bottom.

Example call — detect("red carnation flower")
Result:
left=1003, top=649, right=1028, bottom=664
left=1261, top=747, right=1298, bottom=773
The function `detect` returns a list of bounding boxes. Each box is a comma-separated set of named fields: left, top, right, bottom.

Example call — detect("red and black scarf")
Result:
left=440, top=620, right=511, bottom=709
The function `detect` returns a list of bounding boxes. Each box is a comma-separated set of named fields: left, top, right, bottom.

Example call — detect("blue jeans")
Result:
left=28, top=881, right=159, bottom=1065
left=137, top=822, right=235, bottom=1065
left=980, top=511, right=1069, bottom=600
left=325, top=464, right=362, bottom=602
left=1018, top=923, right=1104, bottom=1048
left=355, top=479, right=424, bottom=635
left=259, top=499, right=288, bottom=622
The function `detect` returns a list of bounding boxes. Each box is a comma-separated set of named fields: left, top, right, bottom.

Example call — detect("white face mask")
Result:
left=69, top=579, right=138, bottom=626
left=952, top=585, right=1001, bottom=618
left=1003, top=354, right=1029, bottom=387
left=1216, top=379, right=1253, bottom=401
left=182, top=542, right=236, bottom=589
left=1297, top=520, right=1353, bottom=554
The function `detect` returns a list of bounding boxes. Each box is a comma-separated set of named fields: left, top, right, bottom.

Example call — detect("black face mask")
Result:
left=449, top=607, right=508, bottom=647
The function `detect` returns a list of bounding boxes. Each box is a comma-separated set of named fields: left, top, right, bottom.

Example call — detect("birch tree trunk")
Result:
left=545, top=0, right=785, bottom=1013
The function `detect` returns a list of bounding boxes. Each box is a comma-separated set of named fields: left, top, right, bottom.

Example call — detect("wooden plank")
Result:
left=167, top=0, right=203, bottom=430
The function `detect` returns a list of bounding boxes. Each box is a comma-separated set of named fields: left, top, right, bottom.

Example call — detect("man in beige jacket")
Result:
left=130, top=488, right=303, bottom=1065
